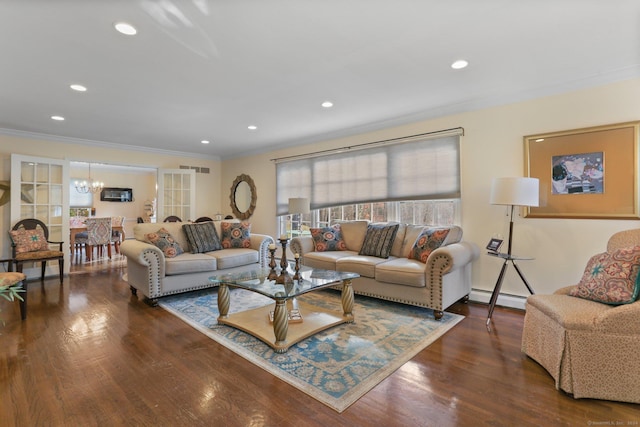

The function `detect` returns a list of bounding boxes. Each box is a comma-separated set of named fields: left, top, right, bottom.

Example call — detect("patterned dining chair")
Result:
left=85, top=217, right=112, bottom=261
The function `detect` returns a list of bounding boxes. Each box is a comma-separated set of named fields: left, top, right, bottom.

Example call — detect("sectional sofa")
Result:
left=291, top=220, right=479, bottom=319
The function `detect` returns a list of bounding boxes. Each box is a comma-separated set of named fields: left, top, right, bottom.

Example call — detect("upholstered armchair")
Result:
left=522, top=228, right=640, bottom=404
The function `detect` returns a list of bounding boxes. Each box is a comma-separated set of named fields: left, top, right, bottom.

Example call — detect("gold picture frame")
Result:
left=524, top=121, right=640, bottom=219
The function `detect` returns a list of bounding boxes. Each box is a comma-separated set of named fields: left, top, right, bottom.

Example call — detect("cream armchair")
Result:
left=521, top=228, right=640, bottom=404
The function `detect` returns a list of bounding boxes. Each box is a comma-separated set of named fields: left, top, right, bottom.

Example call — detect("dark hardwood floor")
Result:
left=1, top=259, right=638, bottom=426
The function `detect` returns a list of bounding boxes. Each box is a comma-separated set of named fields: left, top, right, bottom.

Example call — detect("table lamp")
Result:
left=288, top=197, right=310, bottom=237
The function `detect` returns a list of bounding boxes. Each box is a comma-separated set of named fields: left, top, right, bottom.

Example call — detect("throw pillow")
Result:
left=310, top=225, right=347, bottom=252
left=569, top=246, right=640, bottom=305
left=144, top=227, right=184, bottom=258
left=183, top=222, right=222, bottom=253
left=359, top=223, right=400, bottom=258
left=10, top=228, right=49, bottom=254
left=220, top=221, right=251, bottom=248
left=408, top=227, right=450, bottom=263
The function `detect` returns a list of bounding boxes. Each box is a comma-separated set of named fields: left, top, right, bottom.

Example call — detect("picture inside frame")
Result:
left=551, top=151, right=603, bottom=195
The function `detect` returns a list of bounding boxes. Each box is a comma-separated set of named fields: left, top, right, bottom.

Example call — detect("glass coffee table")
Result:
left=209, top=267, right=359, bottom=353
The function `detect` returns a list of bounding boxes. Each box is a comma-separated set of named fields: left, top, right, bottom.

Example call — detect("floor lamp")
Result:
left=288, top=197, right=310, bottom=237
left=487, top=177, right=539, bottom=327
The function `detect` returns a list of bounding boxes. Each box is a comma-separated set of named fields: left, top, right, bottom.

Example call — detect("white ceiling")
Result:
left=1, top=1, right=639, bottom=160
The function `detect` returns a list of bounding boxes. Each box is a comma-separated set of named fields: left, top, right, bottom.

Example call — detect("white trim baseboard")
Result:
left=469, top=288, right=527, bottom=311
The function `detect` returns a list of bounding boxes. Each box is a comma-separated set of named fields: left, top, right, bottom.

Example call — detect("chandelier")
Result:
left=75, top=163, right=104, bottom=194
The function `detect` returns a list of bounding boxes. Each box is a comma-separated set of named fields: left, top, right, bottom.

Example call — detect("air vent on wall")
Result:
left=179, top=165, right=210, bottom=174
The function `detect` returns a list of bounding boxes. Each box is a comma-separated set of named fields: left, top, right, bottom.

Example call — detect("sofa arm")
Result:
left=250, top=233, right=275, bottom=268
left=426, top=241, right=480, bottom=275
left=120, top=239, right=166, bottom=277
left=290, top=236, right=315, bottom=259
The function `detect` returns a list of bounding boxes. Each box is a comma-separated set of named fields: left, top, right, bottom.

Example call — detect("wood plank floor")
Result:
left=1, top=261, right=638, bottom=426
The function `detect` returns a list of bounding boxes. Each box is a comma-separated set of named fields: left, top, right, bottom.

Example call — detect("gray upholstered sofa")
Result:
left=120, top=221, right=274, bottom=305
left=291, top=220, right=479, bottom=319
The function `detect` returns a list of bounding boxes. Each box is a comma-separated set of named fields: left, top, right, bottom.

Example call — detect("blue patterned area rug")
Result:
left=158, top=288, right=464, bottom=413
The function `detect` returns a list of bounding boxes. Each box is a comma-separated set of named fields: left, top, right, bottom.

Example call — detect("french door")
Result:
left=157, top=168, right=196, bottom=222
left=10, top=154, right=70, bottom=275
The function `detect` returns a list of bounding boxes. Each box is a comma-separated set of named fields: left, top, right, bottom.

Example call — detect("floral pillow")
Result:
left=408, top=227, right=450, bottom=263
left=10, top=228, right=49, bottom=254
left=220, top=221, right=251, bottom=248
left=144, top=227, right=184, bottom=258
left=569, top=246, right=640, bottom=305
left=310, top=225, right=347, bottom=252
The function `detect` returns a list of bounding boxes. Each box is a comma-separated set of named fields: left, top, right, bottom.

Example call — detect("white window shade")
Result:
left=276, top=131, right=461, bottom=215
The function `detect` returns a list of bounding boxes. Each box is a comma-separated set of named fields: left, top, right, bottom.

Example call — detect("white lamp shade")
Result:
left=490, top=177, right=539, bottom=207
left=288, top=197, right=310, bottom=214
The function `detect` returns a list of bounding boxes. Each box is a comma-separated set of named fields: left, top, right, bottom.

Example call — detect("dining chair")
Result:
left=195, top=216, right=213, bottom=223
left=110, top=216, right=125, bottom=254
left=70, top=216, right=88, bottom=256
left=85, top=217, right=113, bottom=261
left=163, top=215, right=182, bottom=222
left=9, top=218, right=64, bottom=283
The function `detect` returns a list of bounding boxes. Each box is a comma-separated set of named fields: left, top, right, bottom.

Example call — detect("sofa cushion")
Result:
left=209, top=248, right=259, bottom=269
left=359, top=223, right=400, bottom=259
left=336, top=254, right=393, bottom=278
left=408, top=228, right=450, bottom=263
left=303, top=250, right=355, bottom=270
left=335, top=220, right=369, bottom=251
left=183, top=222, right=222, bottom=253
left=10, top=228, right=49, bottom=253
left=145, top=227, right=184, bottom=258
left=375, top=258, right=427, bottom=288
left=310, top=225, right=347, bottom=251
left=220, top=221, right=251, bottom=249
left=389, top=223, right=407, bottom=258
left=569, top=246, right=640, bottom=305
left=165, top=253, right=217, bottom=275
left=400, top=225, right=462, bottom=258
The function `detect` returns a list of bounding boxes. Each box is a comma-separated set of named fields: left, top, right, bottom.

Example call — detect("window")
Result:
left=275, top=129, right=462, bottom=235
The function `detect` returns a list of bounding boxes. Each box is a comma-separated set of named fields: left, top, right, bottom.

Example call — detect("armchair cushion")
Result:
left=145, top=227, right=184, bottom=258
left=569, top=246, right=640, bottom=305
left=408, top=228, right=450, bottom=263
left=310, top=225, right=347, bottom=252
left=183, top=222, right=222, bottom=253
left=220, top=221, right=251, bottom=249
left=10, top=228, right=49, bottom=253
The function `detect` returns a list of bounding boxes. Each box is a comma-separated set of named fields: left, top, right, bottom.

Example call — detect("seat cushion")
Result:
left=209, top=248, right=258, bottom=269
left=164, top=253, right=217, bottom=275
left=303, top=250, right=355, bottom=271
left=336, top=255, right=392, bottom=278
left=375, top=258, right=426, bottom=288
left=525, top=294, right=614, bottom=330
left=15, top=250, right=64, bottom=261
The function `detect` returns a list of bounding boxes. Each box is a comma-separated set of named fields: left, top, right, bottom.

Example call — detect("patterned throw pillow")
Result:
left=220, top=221, right=251, bottom=248
left=144, top=227, right=184, bottom=258
left=183, top=222, right=222, bottom=253
left=10, top=228, right=49, bottom=253
left=310, top=225, right=347, bottom=252
left=359, top=223, right=399, bottom=258
left=408, top=227, right=450, bottom=263
left=569, top=246, right=640, bottom=305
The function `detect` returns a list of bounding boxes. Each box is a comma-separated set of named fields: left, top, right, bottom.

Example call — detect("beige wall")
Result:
left=222, top=78, right=640, bottom=300
left=0, top=135, right=222, bottom=257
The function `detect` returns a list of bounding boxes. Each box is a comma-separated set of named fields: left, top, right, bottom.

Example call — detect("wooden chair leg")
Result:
left=58, top=258, right=63, bottom=284
left=40, top=261, right=46, bottom=281
left=19, top=279, right=27, bottom=320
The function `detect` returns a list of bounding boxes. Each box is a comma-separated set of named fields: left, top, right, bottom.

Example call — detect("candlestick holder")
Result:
left=292, top=256, right=301, bottom=281
left=267, top=245, right=278, bottom=281
left=276, top=237, right=291, bottom=285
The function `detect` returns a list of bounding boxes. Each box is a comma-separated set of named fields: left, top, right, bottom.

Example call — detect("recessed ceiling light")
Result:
left=321, top=101, right=333, bottom=108
left=248, top=125, right=257, bottom=130
left=451, top=60, right=469, bottom=70
left=114, top=22, right=137, bottom=36
left=70, top=84, right=87, bottom=92
left=51, top=115, right=65, bottom=121
left=201, top=140, right=210, bottom=144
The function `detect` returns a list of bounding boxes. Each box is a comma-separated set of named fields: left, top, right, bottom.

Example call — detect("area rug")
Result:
left=159, top=288, right=464, bottom=413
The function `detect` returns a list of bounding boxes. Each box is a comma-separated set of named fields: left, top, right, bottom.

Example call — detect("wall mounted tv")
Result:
left=100, top=187, right=133, bottom=202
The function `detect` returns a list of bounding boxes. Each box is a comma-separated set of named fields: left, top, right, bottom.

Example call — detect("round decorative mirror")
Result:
left=230, top=174, right=257, bottom=220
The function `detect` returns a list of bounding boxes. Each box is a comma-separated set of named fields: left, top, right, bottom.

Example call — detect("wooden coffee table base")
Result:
left=217, top=280, right=354, bottom=353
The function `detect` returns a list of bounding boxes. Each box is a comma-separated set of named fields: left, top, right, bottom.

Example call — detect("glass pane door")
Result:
left=157, top=168, right=196, bottom=222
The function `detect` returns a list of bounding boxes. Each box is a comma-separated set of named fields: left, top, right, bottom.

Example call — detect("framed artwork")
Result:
left=486, top=238, right=503, bottom=253
left=524, top=121, right=640, bottom=219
